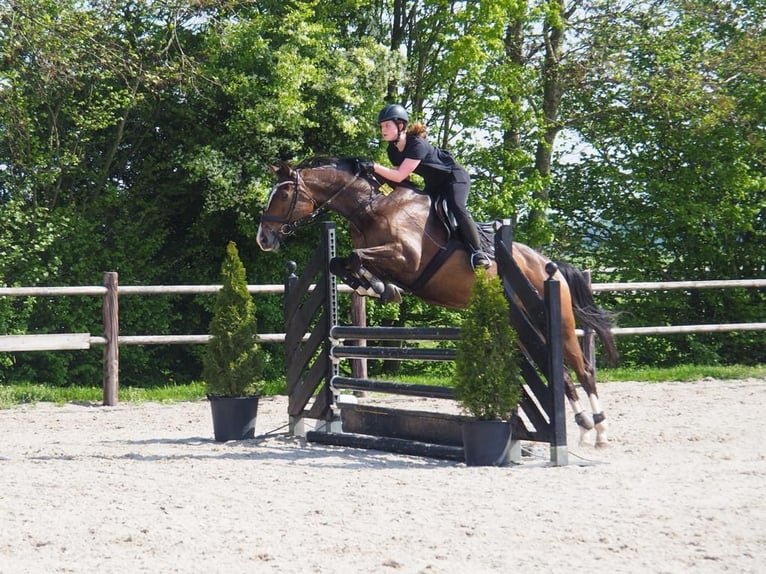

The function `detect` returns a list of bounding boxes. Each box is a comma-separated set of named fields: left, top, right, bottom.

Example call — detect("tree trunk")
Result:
left=529, top=0, right=566, bottom=237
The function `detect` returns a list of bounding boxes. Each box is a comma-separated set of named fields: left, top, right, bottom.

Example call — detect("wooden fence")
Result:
left=1, top=274, right=765, bottom=405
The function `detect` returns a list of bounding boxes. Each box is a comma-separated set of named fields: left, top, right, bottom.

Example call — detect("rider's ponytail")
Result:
left=407, top=121, right=427, bottom=139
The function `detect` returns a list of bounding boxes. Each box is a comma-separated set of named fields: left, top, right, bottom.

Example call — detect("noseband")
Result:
left=261, top=167, right=363, bottom=236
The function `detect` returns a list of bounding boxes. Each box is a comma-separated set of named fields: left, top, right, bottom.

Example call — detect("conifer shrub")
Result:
left=453, top=269, right=524, bottom=420
left=203, top=242, right=265, bottom=397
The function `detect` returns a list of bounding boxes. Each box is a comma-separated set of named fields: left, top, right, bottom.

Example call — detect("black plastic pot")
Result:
left=208, top=395, right=260, bottom=442
left=461, top=419, right=513, bottom=466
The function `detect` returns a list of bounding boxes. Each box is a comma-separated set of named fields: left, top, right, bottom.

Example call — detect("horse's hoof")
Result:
left=369, top=278, right=385, bottom=294
left=354, top=286, right=377, bottom=298
left=595, top=439, right=610, bottom=449
left=381, top=284, right=403, bottom=304
left=329, top=257, right=346, bottom=276
left=594, top=420, right=608, bottom=448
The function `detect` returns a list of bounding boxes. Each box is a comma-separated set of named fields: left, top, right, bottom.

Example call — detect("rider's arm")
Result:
left=374, top=158, right=420, bottom=183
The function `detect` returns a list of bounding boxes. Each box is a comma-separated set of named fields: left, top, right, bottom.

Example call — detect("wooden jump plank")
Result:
left=0, top=333, right=91, bottom=352
left=306, top=431, right=465, bottom=462
left=338, top=403, right=468, bottom=447
left=331, top=376, right=456, bottom=399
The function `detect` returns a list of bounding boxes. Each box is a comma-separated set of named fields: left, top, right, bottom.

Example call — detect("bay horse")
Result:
left=257, top=157, right=618, bottom=447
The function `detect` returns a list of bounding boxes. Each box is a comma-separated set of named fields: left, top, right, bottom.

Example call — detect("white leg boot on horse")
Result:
left=563, top=365, right=609, bottom=448
left=589, top=393, right=609, bottom=447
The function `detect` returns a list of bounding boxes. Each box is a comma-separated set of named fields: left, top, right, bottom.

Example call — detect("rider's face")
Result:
left=379, top=120, right=400, bottom=142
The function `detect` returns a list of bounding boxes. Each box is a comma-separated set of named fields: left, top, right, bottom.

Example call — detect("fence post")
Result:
left=322, top=222, right=339, bottom=398
left=582, top=269, right=596, bottom=375
left=284, top=261, right=300, bottom=434
left=545, top=262, right=568, bottom=466
left=103, top=272, right=119, bottom=406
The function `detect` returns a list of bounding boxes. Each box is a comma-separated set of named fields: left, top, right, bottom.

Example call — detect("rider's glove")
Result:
left=356, top=159, right=375, bottom=177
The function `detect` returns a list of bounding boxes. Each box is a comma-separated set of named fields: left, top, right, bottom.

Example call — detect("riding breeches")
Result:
left=429, top=170, right=483, bottom=252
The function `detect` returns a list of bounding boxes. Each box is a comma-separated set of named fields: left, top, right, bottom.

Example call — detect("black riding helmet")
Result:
left=377, top=104, right=409, bottom=125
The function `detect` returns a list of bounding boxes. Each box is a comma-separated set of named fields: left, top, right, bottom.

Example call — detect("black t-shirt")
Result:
left=386, top=134, right=463, bottom=185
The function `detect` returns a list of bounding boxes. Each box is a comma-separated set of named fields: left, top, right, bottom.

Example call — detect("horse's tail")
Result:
left=555, top=260, right=619, bottom=367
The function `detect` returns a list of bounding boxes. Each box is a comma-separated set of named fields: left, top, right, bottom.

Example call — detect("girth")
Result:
left=408, top=240, right=462, bottom=293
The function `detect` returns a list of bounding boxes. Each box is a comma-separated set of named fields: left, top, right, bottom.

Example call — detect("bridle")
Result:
left=260, top=170, right=314, bottom=236
left=260, top=166, right=367, bottom=236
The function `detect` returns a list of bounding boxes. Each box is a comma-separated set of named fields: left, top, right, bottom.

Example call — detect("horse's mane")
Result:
left=296, top=156, right=354, bottom=172
left=295, top=155, right=422, bottom=193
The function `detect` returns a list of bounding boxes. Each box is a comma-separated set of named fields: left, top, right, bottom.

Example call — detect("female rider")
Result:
left=367, top=103, right=491, bottom=270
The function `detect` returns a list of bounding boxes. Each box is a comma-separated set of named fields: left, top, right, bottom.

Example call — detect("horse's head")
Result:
left=256, top=158, right=366, bottom=251
left=256, top=162, right=317, bottom=251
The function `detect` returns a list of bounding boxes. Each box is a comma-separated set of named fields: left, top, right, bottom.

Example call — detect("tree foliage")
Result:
left=551, top=0, right=766, bottom=365
left=0, top=0, right=763, bottom=386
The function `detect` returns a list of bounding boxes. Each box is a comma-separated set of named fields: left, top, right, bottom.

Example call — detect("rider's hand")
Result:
left=356, top=159, right=375, bottom=177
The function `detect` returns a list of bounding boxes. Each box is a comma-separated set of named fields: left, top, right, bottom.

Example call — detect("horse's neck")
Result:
left=307, top=173, right=373, bottom=220
left=305, top=170, right=433, bottom=233
left=351, top=185, right=429, bottom=223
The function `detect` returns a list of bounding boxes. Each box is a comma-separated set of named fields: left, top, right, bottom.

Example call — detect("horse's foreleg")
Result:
left=335, top=253, right=403, bottom=304
left=354, top=266, right=384, bottom=295
left=330, top=256, right=378, bottom=294
left=347, top=248, right=408, bottom=304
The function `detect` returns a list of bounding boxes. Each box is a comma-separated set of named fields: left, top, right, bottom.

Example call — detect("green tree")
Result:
left=552, top=0, right=766, bottom=365
left=0, top=0, right=211, bottom=385
left=453, top=269, right=523, bottom=420
left=203, top=242, right=265, bottom=397
left=2, top=0, right=763, bottom=387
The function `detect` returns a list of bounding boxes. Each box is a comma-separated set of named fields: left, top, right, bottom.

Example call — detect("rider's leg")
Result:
left=446, top=175, right=491, bottom=269
left=453, top=209, right=491, bottom=269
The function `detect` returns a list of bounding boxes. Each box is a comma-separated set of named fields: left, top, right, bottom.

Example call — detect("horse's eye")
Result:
left=276, top=189, right=290, bottom=201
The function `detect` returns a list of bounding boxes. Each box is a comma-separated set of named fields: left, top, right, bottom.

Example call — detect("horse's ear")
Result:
left=270, top=161, right=293, bottom=177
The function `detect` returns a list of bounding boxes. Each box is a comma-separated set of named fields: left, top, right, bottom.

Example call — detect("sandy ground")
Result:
left=1, top=378, right=764, bottom=574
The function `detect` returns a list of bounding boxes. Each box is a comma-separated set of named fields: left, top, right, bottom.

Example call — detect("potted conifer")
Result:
left=453, top=268, right=524, bottom=466
left=203, top=241, right=266, bottom=442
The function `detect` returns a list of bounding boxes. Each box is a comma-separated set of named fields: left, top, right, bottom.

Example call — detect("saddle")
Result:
left=433, top=197, right=496, bottom=257
left=368, top=172, right=495, bottom=256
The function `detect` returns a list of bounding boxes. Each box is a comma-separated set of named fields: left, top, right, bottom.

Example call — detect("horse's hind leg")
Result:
left=581, top=366, right=608, bottom=448
left=563, top=336, right=608, bottom=448
left=562, top=371, right=597, bottom=446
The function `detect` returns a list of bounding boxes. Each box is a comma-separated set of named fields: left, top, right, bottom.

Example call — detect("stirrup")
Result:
left=471, top=251, right=491, bottom=270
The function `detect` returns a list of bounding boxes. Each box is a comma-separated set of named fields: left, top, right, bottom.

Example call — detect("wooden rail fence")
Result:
left=1, top=272, right=764, bottom=406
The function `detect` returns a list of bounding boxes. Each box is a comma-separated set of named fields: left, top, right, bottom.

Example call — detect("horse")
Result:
left=257, top=157, right=618, bottom=447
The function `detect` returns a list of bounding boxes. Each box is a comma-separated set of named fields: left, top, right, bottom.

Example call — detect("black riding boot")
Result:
left=456, top=213, right=491, bottom=270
